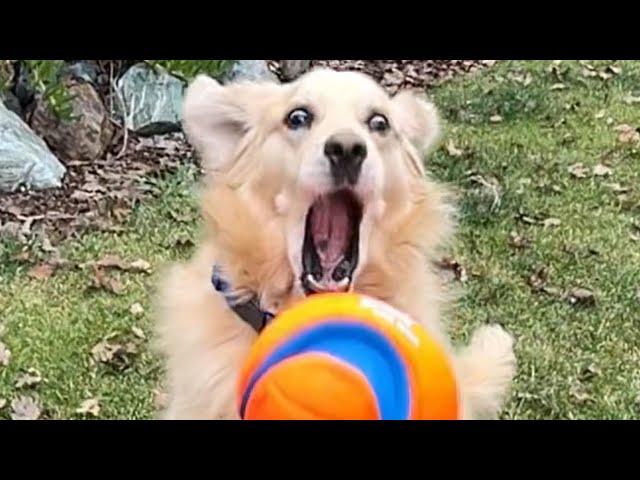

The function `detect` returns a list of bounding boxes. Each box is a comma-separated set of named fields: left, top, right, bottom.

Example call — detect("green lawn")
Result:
left=1, top=60, right=639, bottom=419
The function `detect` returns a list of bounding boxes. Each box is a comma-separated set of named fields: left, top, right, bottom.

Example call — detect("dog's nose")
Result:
left=324, top=131, right=367, bottom=186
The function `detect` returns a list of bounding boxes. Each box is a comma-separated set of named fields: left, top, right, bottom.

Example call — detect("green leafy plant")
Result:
left=23, top=60, right=76, bottom=121
left=0, top=60, right=14, bottom=91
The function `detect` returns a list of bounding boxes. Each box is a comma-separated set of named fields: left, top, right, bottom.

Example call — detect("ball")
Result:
left=236, top=293, right=460, bottom=420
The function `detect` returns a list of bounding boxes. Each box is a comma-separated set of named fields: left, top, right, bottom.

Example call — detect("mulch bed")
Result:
left=0, top=60, right=495, bottom=246
left=301, top=60, right=494, bottom=93
left=0, top=132, right=196, bottom=244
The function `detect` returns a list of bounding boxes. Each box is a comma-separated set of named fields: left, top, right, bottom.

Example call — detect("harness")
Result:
left=211, top=265, right=274, bottom=333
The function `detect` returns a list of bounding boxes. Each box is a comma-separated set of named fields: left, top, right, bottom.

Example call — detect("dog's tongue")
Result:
left=310, top=194, right=351, bottom=272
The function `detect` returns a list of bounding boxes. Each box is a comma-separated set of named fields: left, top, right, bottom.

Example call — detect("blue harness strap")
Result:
left=211, top=265, right=275, bottom=333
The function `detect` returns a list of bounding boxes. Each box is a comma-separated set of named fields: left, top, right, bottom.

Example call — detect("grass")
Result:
left=1, top=60, right=640, bottom=419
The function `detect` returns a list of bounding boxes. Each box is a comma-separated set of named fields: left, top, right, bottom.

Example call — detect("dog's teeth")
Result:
left=306, top=274, right=325, bottom=292
left=332, top=259, right=351, bottom=282
left=336, top=277, right=350, bottom=289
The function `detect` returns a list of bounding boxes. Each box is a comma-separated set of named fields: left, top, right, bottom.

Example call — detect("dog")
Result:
left=155, top=68, right=516, bottom=419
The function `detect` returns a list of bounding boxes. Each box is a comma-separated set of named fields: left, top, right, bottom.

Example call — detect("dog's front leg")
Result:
left=156, top=251, right=257, bottom=420
left=454, top=324, right=517, bottom=419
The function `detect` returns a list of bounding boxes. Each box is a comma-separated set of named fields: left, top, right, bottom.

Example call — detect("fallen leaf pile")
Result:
left=91, top=332, right=143, bottom=372
left=304, top=60, right=496, bottom=94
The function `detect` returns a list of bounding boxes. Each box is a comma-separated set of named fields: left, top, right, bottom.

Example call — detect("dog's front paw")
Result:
left=457, top=324, right=517, bottom=419
left=469, top=324, right=515, bottom=361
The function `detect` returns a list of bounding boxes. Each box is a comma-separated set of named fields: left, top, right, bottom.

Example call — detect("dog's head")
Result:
left=183, top=68, right=450, bottom=307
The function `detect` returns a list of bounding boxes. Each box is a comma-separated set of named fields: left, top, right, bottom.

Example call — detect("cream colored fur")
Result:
left=155, top=68, right=516, bottom=420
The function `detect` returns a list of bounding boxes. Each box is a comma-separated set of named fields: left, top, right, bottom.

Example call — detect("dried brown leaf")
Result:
left=130, top=303, right=145, bottom=317
left=28, top=263, right=55, bottom=280
left=541, top=286, right=563, bottom=298
left=90, top=268, right=125, bottom=295
left=543, top=218, right=562, bottom=228
left=91, top=340, right=122, bottom=363
left=0, top=398, right=6, bottom=410
left=570, top=384, right=592, bottom=404
left=568, top=163, right=590, bottom=179
left=623, top=95, right=640, bottom=105
left=83, top=255, right=151, bottom=274
left=608, top=65, right=622, bottom=75
left=529, top=266, right=548, bottom=291
left=508, top=232, right=530, bottom=249
left=567, top=287, right=596, bottom=307
left=435, top=257, right=468, bottom=283
left=550, top=83, right=566, bottom=91
left=15, top=368, right=42, bottom=388
left=489, top=114, right=503, bottom=123
left=615, top=124, right=640, bottom=144
left=91, top=339, right=135, bottom=371
left=517, top=213, right=539, bottom=225
left=605, top=183, right=630, bottom=194
left=41, top=236, right=58, bottom=254
left=0, top=341, right=11, bottom=367
left=90, top=254, right=129, bottom=270
left=129, top=259, right=151, bottom=274
left=131, top=326, right=146, bottom=339
left=76, top=398, right=100, bottom=417
left=580, top=364, right=602, bottom=382
left=11, top=395, right=41, bottom=420
left=593, top=164, right=613, bottom=177
left=445, top=139, right=464, bottom=157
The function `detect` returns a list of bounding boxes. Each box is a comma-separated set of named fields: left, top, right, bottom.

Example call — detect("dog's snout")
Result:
left=324, top=131, right=367, bottom=186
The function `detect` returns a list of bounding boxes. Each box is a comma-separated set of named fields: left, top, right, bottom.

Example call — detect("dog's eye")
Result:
left=367, top=113, right=389, bottom=133
left=285, top=108, right=313, bottom=130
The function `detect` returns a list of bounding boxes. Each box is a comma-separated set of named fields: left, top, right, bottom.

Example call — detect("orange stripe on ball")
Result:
left=244, top=352, right=380, bottom=420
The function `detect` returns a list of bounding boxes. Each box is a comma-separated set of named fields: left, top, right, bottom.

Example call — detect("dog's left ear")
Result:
left=391, top=91, right=441, bottom=152
left=182, top=75, right=283, bottom=173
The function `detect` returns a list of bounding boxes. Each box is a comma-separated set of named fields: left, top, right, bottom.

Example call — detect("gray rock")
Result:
left=0, top=102, right=66, bottom=192
left=64, top=61, right=99, bottom=84
left=279, top=60, right=311, bottom=81
left=31, top=81, right=113, bottom=162
left=114, top=63, right=185, bottom=136
left=1, top=90, right=23, bottom=118
left=226, top=60, right=278, bottom=83
left=14, top=65, right=35, bottom=109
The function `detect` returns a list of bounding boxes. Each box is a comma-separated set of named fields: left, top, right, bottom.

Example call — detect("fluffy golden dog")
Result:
left=155, top=68, right=516, bottom=419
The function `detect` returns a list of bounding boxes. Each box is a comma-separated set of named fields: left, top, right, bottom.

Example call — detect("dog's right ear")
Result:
left=182, top=74, right=280, bottom=173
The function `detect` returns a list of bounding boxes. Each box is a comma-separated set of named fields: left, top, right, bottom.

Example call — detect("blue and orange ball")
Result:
left=236, top=293, right=460, bottom=420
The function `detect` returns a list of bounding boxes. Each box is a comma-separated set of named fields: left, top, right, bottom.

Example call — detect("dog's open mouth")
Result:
left=301, top=189, right=363, bottom=295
